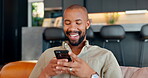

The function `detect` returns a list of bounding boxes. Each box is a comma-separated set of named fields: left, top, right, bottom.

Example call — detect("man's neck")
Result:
left=69, top=41, right=86, bottom=55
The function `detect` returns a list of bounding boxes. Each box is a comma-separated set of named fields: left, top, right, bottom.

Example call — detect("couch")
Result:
left=0, top=61, right=36, bottom=78
left=0, top=61, right=148, bottom=78
left=121, top=66, right=148, bottom=78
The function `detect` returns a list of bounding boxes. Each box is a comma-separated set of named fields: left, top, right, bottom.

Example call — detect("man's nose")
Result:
left=69, top=23, right=77, bottom=31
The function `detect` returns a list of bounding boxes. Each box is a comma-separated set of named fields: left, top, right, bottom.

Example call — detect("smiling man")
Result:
left=63, top=5, right=90, bottom=55
left=29, top=4, right=123, bottom=78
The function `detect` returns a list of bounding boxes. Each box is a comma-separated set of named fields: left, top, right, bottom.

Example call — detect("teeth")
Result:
left=70, top=34, right=78, bottom=37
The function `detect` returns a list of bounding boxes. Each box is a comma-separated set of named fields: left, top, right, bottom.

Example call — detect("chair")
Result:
left=86, top=27, right=94, bottom=39
left=86, top=27, right=94, bottom=44
left=100, top=25, right=125, bottom=66
left=42, top=27, right=66, bottom=51
left=139, top=24, right=148, bottom=67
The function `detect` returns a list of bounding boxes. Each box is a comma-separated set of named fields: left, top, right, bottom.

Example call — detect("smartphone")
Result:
left=54, top=50, right=72, bottom=62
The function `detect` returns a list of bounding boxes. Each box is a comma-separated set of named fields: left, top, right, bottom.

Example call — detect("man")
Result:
left=29, top=4, right=122, bottom=78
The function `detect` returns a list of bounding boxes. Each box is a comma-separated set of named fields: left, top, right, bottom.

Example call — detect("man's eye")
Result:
left=76, top=21, right=82, bottom=25
left=65, top=21, right=71, bottom=25
left=76, top=22, right=82, bottom=25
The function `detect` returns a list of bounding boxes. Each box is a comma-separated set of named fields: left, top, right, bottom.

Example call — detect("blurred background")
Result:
left=0, top=0, right=148, bottom=66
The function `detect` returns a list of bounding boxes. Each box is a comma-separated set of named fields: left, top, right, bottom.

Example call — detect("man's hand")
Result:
left=39, top=57, right=68, bottom=78
left=57, top=52, right=96, bottom=78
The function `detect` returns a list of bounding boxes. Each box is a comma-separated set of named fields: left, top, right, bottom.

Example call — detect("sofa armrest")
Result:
left=0, top=61, right=37, bottom=78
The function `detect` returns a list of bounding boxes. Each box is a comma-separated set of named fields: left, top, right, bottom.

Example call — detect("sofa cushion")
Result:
left=0, top=61, right=37, bottom=78
left=1, top=61, right=148, bottom=78
left=120, top=66, right=140, bottom=78
left=131, top=67, right=148, bottom=78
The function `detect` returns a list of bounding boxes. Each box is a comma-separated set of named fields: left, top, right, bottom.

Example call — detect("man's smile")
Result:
left=68, top=33, right=79, bottom=41
left=66, top=31, right=81, bottom=41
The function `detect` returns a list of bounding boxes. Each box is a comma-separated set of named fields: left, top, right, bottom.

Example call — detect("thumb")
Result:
left=69, top=52, right=80, bottom=62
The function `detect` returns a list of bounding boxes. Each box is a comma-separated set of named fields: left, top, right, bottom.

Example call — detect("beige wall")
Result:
left=88, top=12, right=148, bottom=25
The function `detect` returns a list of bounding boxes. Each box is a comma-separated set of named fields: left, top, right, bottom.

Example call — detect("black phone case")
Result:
left=54, top=50, right=72, bottom=62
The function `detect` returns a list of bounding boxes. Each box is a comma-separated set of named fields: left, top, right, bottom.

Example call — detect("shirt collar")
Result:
left=62, top=40, right=90, bottom=51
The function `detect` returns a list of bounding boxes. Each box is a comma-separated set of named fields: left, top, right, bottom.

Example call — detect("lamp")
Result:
left=125, top=10, right=148, bottom=14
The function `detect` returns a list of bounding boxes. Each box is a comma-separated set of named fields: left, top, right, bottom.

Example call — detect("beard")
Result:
left=65, top=30, right=86, bottom=46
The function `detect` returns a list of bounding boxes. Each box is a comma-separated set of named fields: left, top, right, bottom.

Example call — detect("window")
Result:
left=32, top=2, right=44, bottom=26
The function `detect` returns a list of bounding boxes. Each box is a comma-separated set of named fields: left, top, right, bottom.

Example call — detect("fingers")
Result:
left=55, top=66, right=78, bottom=73
left=49, top=57, right=57, bottom=64
left=50, top=57, right=68, bottom=64
left=56, top=66, right=69, bottom=73
left=57, top=61, right=74, bottom=67
left=50, top=57, right=69, bottom=69
left=50, top=64, right=57, bottom=68
left=51, top=64, right=64, bottom=75
left=55, top=71, right=63, bottom=74
left=52, top=52, right=82, bottom=75
left=42, top=57, right=69, bottom=76
left=57, top=59, right=68, bottom=63
left=68, top=67, right=78, bottom=73
left=69, top=52, right=81, bottom=62
left=54, top=59, right=69, bottom=73
left=56, top=52, right=81, bottom=68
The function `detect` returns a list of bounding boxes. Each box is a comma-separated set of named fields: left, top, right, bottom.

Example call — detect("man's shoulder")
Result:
left=89, top=45, right=113, bottom=55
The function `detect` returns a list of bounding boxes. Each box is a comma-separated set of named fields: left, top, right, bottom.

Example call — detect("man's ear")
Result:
left=86, top=19, right=91, bottom=29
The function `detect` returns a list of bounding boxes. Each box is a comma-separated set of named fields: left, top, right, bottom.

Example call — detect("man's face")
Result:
left=63, top=9, right=90, bottom=46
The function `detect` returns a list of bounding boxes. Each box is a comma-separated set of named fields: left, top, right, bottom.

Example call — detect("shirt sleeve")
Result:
left=103, top=51, right=123, bottom=78
left=29, top=52, right=46, bottom=78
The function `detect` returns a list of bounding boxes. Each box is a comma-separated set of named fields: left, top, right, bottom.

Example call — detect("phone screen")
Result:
left=54, top=50, right=72, bottom=62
